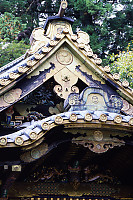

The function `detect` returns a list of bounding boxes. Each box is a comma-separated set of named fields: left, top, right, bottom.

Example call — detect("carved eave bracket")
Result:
left=72, top=137, right=125, bottom=154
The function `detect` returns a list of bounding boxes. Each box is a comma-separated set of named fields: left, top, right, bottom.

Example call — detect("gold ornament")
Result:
left=122, top=80, right=129, bottom=87
left=104, top=66, right=110, bottom=73
left=84, top=113, right=93, bottom=122
left=15, top=136, right=23, bottom=145
left=42, top=122, right=49, bottom=130
left=114, top=115, right=122, bottom=124
left=56, top=49, right=73, bottom=65
left=29, top=132, right=37, bottom=140
left=113, top=73, right=120, bottom=80
left=0, top=137, right=7, bottom=146
left=55, top=116, right=63, bottom=124
left=129, top=118, right=133, bottom=126
left=99, top=114, right=107, bottom=122
left=93, top=131, right=103, bottom=141
left=69, top=113, right=77, bottom=122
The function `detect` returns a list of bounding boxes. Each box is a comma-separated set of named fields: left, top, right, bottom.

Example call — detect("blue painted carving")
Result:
left=64, top=87, right=123, bottom=113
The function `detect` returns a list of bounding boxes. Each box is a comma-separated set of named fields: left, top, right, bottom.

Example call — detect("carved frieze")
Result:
left=72, top=133, right=125, bottom=154
left=64, top=87, right=123, bottom=113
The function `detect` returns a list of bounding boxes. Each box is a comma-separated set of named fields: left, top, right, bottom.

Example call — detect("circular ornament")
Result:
left=104, top=66, right=110, bottom=73
left=84, top=113, right=93, bottom=122
left=0, top=137, right=7, bottom=146
left=55, top=116, right=63, bottom=124
left=129, top=118, right=133, bottom=126
left=95, top=58, right=102, bottom=65
left=3, top=92, right=15, bottom=104
left=42, top=122, right=49, bottom=130
left=122, top=80, right=129, bottom=87
left=94, top=131, right=103, bottom=141
left=114, top=115, right=122, bottom=124
left=15, top=136, right=23, bottom=145
left=29, top=132, right=37, bottom=140
left=56, top=50, right=73, bottom=65
left=69, top=113, right=77, bottom=122
left=42, top=46, right=49, bottom=53
left=113, top=73, right=120, bottom=80
left=99, top=114, right=107, bottom=122
left=87, top=51, right=93, bottom=57
left=31, top=149, right=40, bottom=159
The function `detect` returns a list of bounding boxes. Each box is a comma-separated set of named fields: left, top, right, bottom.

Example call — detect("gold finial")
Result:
left=57, top=0, right=68, bottom=17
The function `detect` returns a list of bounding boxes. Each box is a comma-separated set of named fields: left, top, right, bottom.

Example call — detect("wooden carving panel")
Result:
left=54, top=67, right=79, bottom=99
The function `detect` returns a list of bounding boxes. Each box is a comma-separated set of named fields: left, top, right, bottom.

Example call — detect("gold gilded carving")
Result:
left=34, top=53, right=44, bottom=60
left=55, top=33, right=63, bottom=39
left=0, top=79, right=11, bottom=86
left=0, top=137, right=7, bottom=146
left=42, top=122, right=49, bottom=130
left=15, top=136, right=24, bottom=146
left=72, top=137, right=125, bottom=154
left=129, top=118, right=133, bottom=126
left=42, top=46, right=49, bottom=53
left=99, top=114, right=107, bottom=122
left=113, top=73, right=120, bottom=80
left=9, top=72, right=20, bottom=80
left=18, top=66, right=29, bottom=73
left=93, top=131, right=103, bottom=141
left=0, top=88, right=22, bottom=107
left=31, top=27, right=45, bottom=41
left=56, top=49, right=73, bottom=65
left=77, top=31, right=90, bottom=44
left=27, top=60, right=37, bottom=67
left=71, top=34, right=77, bottom=41
left=104, top=66, right=110, bottom=73
left=114, top=115, right=122, bottom=124
left=63, top=27, right=69, bottom=34
left=69, top=113, right=77, bottom=122
left=55, top=116, right=63, bottom=124
left=54, top=68, right=79, bottom=99
left=122, top=80, right=129, bottom=87
left=121, top=99, right=133, bottom=115
left=95, top=58, right=102, bottom=65
left=84, top=113, right=93, bottom=122
left=29, top=132, right=38, bottom=140
left=78, top=43, right=85, bottom=49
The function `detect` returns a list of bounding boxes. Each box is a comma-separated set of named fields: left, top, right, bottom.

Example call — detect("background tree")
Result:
left=0, top=40, right=30, bottom=67
left=110, top=42, right=133, bottom=88
left=0, top=0, right=132, bottom=68
left=0, top=12, right=26, bottom=42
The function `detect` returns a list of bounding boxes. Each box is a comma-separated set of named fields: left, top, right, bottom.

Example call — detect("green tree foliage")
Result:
left=0, top=12, right=26, bottom=41
left=110, top=42, right=133, bottom=88
left=0, top=40, right=30, bottom=67
left=0, top=0, right=132, bottom=66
